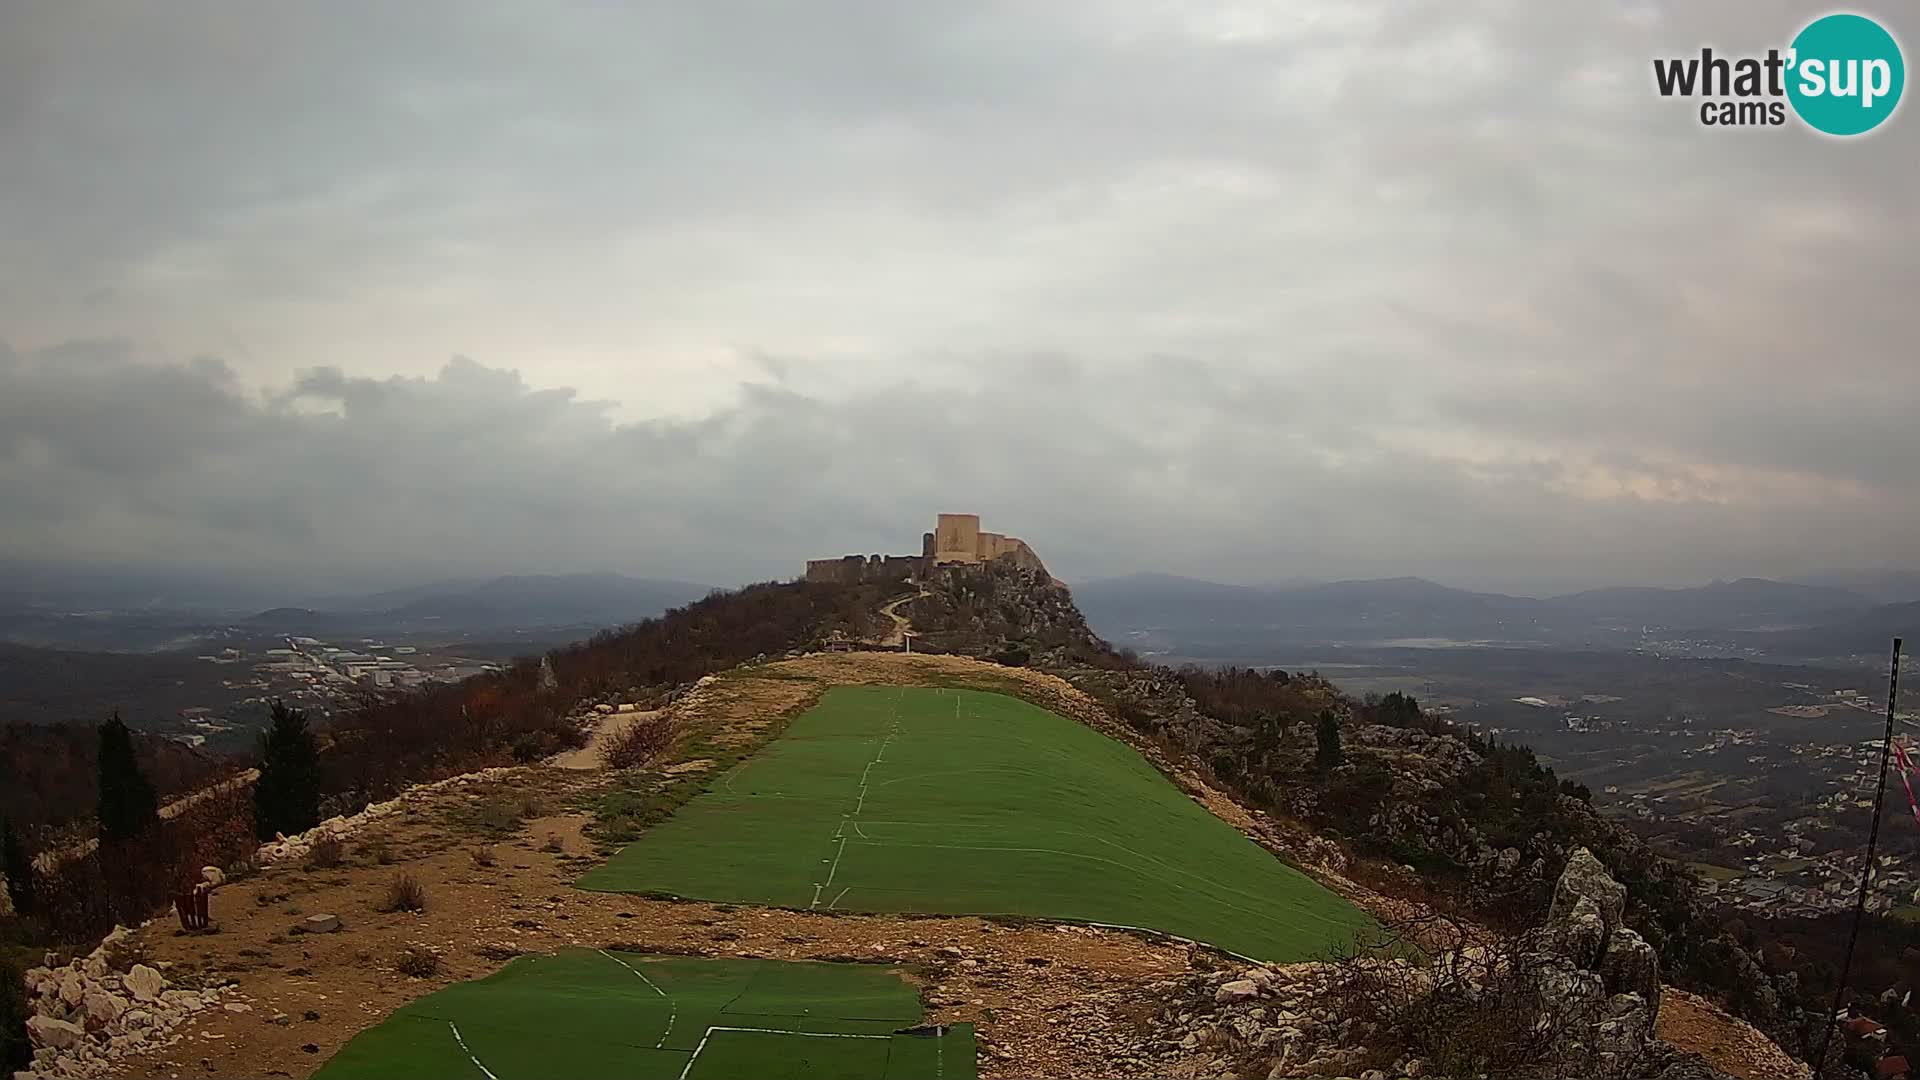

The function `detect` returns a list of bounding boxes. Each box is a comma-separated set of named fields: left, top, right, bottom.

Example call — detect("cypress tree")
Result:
left=254, top=700, right=322, bottom=841
left=1, top=816, right=32, bottom=917
left=1, top=952, right=28, bottom=1071
left=97, top=712, right=159, bottom=842
left=1314, top=709, right=1344, bottom=771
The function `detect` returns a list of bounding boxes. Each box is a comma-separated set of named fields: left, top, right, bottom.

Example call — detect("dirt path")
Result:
left=874, top=589, right=926, bottom=648
left=549, top=706, right=661, bottom=770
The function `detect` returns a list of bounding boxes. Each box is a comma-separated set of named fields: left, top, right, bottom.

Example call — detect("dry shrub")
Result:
left=395, top=945, right=441, bottom=978
left=604, top=717, right=681, bottom=770
left=34, top=786, right=258, bottom=944
left=380, top=872, right=427, bottom=913
left=540, top=834, right=564, bottom=853
left=472, top=797, right=518, bottom=834
left=303, top=835, right=345, bottom=870
left=469, top=845, right=496, bottom=869
left=1320, top=912, right=1647, bottom=1080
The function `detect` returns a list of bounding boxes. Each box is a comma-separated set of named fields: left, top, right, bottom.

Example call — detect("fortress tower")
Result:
left=923, top=513, right=1046, bottom=575
left=804, top=513, right=1047, bottom=584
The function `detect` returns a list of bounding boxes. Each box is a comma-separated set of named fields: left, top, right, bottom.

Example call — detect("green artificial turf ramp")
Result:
left=578, top=685, right=1370, bottom=960
left=313, top=950, right=973, bottom=1080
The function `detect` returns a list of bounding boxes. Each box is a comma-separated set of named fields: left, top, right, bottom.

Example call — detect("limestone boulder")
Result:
left=1214, top=979, right=1261, bottom=1004
left=1556, top=895, right=1607, bottom=969
left=1599, top=928, right=1663, bottom=1013
left=23, top=966, right=54, bottom=996
left=1549, top=847, right=1626, bottom=937
left=26, top=1016, right=84, bottom=1050
left=82, top=990, right=127, bottom=1025
left=57, top=973, right=85, bottom=1008
left=122, top=964, right=165, bottom=1002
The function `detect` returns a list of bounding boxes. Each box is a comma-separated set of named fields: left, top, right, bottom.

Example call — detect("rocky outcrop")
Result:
left=909, top=562, right=1103, bottom=664
left=16, top=925, right=227, bottom=1079
left=1142, top=850, right=1748, bottom=1079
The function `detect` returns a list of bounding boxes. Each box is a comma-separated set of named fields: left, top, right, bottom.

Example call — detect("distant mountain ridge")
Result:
left=1072, top=572, right=1898, bottom=656
left=258, top=573, right=714, bottom=630
left=1546, top=577, right=1870, bottom=628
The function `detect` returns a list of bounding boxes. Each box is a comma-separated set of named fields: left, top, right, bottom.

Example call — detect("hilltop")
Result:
left=2, top=554, right=1843, bottom=1078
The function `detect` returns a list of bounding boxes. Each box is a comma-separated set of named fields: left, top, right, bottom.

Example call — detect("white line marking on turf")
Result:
left=597, top=949, right=677, bottom=1049
left=448, top=1021, right=499, bottom=1080
left=818, top=837, right=848, bottom=895
left=812, top=697, right=901, bottom=908
left=676, top=1026, right=892, bottom=1080
left=828, top=886, right=850, bottom=909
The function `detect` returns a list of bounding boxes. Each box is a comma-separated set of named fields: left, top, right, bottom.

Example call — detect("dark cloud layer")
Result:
left=2, top=2, right=1916, bottom=593
left=4, top=343, right=1917, bottom=594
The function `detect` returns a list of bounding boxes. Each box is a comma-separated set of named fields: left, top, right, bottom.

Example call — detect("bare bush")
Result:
left=603, top=717, right=681, bottom=770
left=469, top=845, right=496, bottom=869
left=380, top=872, right=427, bottom=913
left=541, top=834, right=564, bottom=853
left=1319, top=913, right=1650, bottom=1080
left=395, top=945, right=441, bottom=978
left=303, top=835, right=345, bottom=870
left=34, top=786, right=257, bottom=944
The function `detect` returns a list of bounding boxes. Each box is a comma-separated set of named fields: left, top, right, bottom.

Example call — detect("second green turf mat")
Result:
left=313, top=951, right=972, bottom=1080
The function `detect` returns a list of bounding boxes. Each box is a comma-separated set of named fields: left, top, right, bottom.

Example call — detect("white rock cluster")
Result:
left=1150, top=961, right=1381, bottom=1079
left=253, top=765, right=522, bottom=864
left=15, top=926, right=224, bottom=1079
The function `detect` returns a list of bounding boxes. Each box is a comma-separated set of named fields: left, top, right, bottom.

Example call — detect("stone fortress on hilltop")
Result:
left=804, top=513, right=1047, bottom=584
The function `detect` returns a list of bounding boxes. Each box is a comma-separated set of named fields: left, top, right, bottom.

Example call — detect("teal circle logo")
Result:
left=1787, top=13, right=1905, bottom=136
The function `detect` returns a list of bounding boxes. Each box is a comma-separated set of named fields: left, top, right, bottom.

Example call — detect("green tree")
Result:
left=254, top=700, right=322, bottom=841
left=1315, top=709, right=1344, bottom=771
left=1, top=816, right=32, bottom=916
left=97, top=712, right=158, bottom=842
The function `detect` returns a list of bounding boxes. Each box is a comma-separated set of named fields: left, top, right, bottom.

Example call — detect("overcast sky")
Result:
left=3, top=1, right=1916, bottom=596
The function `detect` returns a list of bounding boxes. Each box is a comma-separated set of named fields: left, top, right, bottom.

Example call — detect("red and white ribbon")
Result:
left=1894, top=739, right=1920, bottom=829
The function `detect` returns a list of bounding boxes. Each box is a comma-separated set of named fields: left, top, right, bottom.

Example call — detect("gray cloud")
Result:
left=1, top=1, right=1916, bottom=595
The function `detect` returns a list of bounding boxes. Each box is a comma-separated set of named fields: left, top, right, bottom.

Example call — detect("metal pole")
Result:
left=1813, top=637, right=1903, bottom=1079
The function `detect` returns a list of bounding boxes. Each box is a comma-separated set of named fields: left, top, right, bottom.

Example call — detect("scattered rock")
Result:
left=123, top=965, right=166, bottom=1003
left=1213, top=979, right=1260, bottom=1004
left=82, top=990, right=127, bottom=1025
left=299, top=914, right=342, bottom=934
left=26, top=1017, right=84, bottom=1050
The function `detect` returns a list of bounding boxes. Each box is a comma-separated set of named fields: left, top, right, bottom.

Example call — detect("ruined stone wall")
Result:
left=804, top=554, right=920, bottom=585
